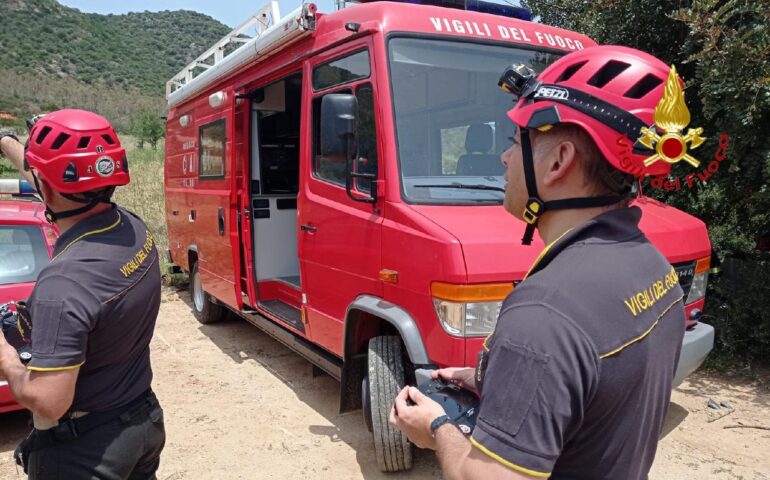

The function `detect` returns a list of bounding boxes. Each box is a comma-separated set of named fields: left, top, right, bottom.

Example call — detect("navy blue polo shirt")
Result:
left=26, top=204, right=161, bottom=412
left=472, top=206, right=685, bottom=479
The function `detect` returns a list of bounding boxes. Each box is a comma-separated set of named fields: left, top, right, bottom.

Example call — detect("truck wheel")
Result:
left=190, top=262, right=226, bottom=324
left=366, top=335, right=413, bottom=472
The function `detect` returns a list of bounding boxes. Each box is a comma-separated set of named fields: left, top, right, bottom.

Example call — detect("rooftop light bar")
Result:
left=355, top=0, right=532, bottom=20
left=0, top=179, right=36, bottom=195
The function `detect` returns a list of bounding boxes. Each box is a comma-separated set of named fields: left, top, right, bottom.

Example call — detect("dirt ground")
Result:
left=1, top=285, right=769, bottom=479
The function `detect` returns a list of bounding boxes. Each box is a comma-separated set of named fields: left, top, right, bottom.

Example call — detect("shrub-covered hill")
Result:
left=0, top=0, right=231, bottom=96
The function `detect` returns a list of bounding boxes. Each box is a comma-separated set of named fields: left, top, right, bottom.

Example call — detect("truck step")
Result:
left=259, top=300, right=304, bottom=334
left=277, top=275, right=301, bottom=288
left=240, top=309, right=341, bottom=380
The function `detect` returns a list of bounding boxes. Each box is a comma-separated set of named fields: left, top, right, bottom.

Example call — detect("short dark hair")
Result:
left=532, top=123, right=635, bottom=197
left=69, top=186, right=116, bottom=204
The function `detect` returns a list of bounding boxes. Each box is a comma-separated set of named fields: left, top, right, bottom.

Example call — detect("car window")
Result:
left=0, top=226, right=50, bottom=285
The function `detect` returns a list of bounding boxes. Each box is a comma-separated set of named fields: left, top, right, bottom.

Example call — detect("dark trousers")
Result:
left=27, top=401, right=165, bottom=480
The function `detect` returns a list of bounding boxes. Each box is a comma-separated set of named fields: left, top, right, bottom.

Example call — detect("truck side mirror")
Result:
left=320, top=93, right=377, bottom=205
left=320, top=94, right=358, bottom=160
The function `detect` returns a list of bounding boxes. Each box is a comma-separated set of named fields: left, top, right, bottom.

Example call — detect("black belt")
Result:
left=14, top=389, right=159, bottom=473
left=43, top=388, right=158, bottom=443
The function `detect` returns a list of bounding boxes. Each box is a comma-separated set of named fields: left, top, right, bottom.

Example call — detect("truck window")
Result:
left=198, top=119, right=226, bottom=179
left=388, top=37, right=560, bottom=204
left=313, top=50, right=371, bottom=91
left=353, top=84, right=378, bottom=193
left=312, top=87, right=352, bottom=187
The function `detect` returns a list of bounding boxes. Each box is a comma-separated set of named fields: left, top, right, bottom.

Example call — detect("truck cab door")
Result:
left=298, top=45, right=384, bottom=356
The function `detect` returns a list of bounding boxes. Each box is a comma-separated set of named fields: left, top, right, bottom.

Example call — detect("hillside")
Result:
left=0, top=0, right=231, bottom=131
left=1, top=0, right=231, bottom=94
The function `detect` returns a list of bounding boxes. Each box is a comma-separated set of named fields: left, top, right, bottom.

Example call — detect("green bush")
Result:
left=707, top=258, right=770, bottom=368
left=132, top=111, right=165, bottom=150
left=525, top=0, right=770, bottom=369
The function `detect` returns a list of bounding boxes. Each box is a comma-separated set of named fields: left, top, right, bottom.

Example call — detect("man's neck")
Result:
left=536, top=204, right=624, bottom=245
left=54, top=203, right=113, bottom=234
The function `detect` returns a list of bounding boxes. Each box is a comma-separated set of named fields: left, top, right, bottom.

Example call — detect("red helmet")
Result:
left=25, top=109, right=130, bottom=194
left=504, top=45, right=679, bottom=177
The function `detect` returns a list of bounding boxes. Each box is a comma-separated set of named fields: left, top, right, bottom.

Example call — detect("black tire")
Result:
left=367, top=335, right=413, bottom=472
left=189, top=262, right=227, bottom=324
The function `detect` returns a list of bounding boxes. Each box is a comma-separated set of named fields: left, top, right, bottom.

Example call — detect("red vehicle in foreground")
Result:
left=0, top=179, right=58, bottom=414
left=164, top=0, right=715, bottom=471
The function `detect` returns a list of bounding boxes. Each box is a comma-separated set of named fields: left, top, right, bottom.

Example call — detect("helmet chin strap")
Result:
left=30, top=173, right=112, bottom=223
left=519, top=129, right=627, bottom=246
left=43, top=198, right=107, bottom=223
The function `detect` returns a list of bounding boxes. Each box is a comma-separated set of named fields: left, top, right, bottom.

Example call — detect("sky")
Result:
left=58, top=0, right=338, bottom=28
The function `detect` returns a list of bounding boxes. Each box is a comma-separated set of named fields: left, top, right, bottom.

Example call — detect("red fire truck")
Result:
left=164, top=0, right=714, bottom=471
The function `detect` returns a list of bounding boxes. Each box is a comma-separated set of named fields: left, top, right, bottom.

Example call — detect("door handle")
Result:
left=300, top=224, right=317, bottom=233
left=188, top=209, right=196, bottom=223
left=218, top=208, right=225, bottom=236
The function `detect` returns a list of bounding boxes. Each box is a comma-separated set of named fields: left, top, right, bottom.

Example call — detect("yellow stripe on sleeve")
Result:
left=471, top=437, right=551, bottom=478
left=27, top=362, right=84, bottom=372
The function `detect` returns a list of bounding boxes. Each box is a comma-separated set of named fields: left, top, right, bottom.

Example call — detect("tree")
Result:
left=524, top=0, right=770, bottom=367
left=133, top=111, right=165, bottom=149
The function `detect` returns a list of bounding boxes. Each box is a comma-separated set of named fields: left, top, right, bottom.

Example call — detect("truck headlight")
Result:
left=686, top=256, right=710, bottom=304
left=431, top=282, right=513, bottom=337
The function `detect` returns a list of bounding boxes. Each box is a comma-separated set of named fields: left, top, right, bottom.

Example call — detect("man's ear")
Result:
left=541, top=140, right=578, bottom=187
left=37, top=177, right=56, bottom=205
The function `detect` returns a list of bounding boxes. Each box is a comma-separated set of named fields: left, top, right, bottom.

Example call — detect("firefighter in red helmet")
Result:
left=391, top=46, right=687, bottom=479
left=0, top=110, right=165, bottom=479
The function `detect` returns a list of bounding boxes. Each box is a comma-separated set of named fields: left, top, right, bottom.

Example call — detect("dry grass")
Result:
left=114, top=137, right=170, bottom=272
left=0, top=135, right=171, bottom=272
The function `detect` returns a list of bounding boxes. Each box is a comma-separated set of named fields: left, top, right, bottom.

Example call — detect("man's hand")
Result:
left=0, top=330, right=79, bottom=419
left=0, top=331, right=21, bottom=382
left=0, top=133, right=34, bottom=186
left=432, top=367, right=478, bottom=394
left=389, top=386, right=447, bottom=450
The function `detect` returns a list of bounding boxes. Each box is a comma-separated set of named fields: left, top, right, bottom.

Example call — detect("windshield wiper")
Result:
left=413, top=183, right=505, bottom=193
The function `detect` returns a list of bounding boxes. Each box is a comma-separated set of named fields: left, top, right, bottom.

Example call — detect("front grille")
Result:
left=672, top=260, right=696, bottom=299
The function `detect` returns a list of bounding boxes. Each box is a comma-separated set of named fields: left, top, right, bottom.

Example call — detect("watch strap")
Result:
left=430, top=414, right=453, bottom=435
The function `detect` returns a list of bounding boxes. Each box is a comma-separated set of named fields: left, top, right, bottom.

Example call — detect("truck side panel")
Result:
left=165, top=99, right=239, bottom=309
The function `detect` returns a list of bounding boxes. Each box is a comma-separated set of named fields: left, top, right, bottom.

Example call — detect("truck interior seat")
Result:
left=455, top=124, right=504, bottom=177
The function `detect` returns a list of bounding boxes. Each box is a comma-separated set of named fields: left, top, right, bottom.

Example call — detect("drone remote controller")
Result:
left=408, top=378, right=479, bottom=435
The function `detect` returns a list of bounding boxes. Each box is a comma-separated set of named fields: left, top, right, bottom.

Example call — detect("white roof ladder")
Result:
left=166, top=1, right=317, bottom=107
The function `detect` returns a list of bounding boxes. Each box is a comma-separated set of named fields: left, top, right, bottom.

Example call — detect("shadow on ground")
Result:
left=174, top=286, right=441, bottom=479
left=660, top=402, right=689, bottom=439
left=0, top=409, right=30, bottom=457
left=676, top=371, right=770, bottom=408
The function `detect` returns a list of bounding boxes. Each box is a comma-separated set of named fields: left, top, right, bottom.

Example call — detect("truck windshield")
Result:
left=388, top=37, right=560, bottom=205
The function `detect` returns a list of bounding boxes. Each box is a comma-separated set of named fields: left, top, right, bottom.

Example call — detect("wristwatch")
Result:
left=430, top=414, right=455, bottom=436
left=0, top=130, right=20, bottom=155
left=0, top=130, right=19, bottom=143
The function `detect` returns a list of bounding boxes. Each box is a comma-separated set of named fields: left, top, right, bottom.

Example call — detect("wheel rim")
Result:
left=192, top=269, right=205, bottom=312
